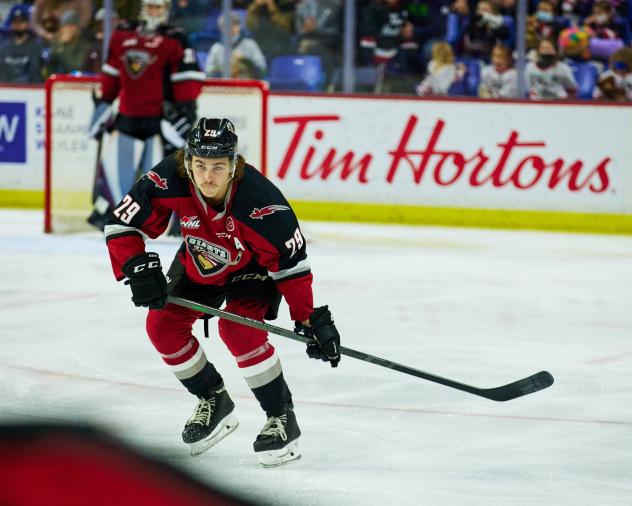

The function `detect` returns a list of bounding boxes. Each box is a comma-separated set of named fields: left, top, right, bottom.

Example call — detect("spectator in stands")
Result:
left=402, top=0, right=450, bottom=69
left=205, top=10, right=267, bottom=79
left=462, top=0, right=511, bottom=60
left=584, top=1, right=628, bottom=43
left=493, top=0, right=515, bottom=15
left=0, top=5, right=45, bottom=83
left=594, top=46, right=632, bottom=100
left=295, top=0, right=342, bottom=81
left=44, top=10, right=93, bottom=75
left=169, top=0, right=208, bottom=32
left=479, top=43, right=518, bottom=98
left=526, top=1, right=565, bottom=51
left=525, top=37, right=578, bottom=99
left=415, top=41, right=466, bottom=96
left=356, top=0, right=423, bottom=92
left=92, top=0, right=141, bottom=22
left=246, top=0, right=295, bottom=62
left=31, top=0, right=93, bottom=43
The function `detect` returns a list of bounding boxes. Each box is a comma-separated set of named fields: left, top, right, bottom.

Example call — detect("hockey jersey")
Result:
left=104, top=156, right=314, bottom=322
left=525, top=60, right=578, bottom=100
left=101, top=21, right=205, bottom=117
left=479, top=65, right=519, bottom=98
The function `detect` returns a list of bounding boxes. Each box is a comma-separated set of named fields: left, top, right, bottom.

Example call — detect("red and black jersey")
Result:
left=104, top=156, right=314, bottom=322
left=101, top=21, right=204, bottom=117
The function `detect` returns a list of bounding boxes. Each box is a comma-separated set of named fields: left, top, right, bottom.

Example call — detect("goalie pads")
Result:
left=88, top=101, right=114, bottom=139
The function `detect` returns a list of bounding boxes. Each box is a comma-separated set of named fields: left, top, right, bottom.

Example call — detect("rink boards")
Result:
left=1, top=81, right=631, bottom=233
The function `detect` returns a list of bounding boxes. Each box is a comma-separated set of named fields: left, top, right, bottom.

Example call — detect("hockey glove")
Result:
left=298, top=306, right=341, bottom=368
left=121, top=252, right=168, bottom=310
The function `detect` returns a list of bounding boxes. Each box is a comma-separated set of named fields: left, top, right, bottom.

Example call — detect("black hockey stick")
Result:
left=167, top=296, right=554, bottom=402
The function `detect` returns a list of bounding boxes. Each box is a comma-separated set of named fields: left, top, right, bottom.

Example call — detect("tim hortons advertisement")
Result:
left=267, top=95, right=632, bottom=215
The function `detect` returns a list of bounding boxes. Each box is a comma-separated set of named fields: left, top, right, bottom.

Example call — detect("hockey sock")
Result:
left=250, top=373, right=292, bottom=417
left=180, top=362, right=223, bottom=398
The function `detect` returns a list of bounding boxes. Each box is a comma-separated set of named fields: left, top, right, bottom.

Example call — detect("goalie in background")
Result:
left=104, top=118, right=341, bottom=467
left=87, top=0, right=204, bottom=231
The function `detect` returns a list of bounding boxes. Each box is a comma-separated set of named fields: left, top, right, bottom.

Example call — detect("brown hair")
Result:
left=174, top=150, right=246, bottom=181
left=492, top=44, right=513, bottom=64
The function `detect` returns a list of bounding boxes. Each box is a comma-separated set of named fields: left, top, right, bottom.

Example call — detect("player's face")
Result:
left=145, top=4, right=166, bottom=18
left=191, top=156, right=232, bottom=202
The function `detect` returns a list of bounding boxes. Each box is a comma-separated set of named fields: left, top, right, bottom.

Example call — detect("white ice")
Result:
left=1, top=209, right=632, bottom=505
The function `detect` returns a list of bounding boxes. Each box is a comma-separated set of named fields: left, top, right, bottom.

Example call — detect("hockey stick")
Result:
left=167, top=296, right=554, bottom=402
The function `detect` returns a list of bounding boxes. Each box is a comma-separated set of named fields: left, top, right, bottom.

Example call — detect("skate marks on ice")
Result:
left=2, top=211, right=632, bottom=505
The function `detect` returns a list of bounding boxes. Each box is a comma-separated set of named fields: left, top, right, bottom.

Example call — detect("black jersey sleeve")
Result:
left=232, top=166, right=310, bottom=282
left=104, top=155, right=183, bottom=279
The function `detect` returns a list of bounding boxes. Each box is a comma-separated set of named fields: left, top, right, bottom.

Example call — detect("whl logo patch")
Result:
left=180, top=216, right=200, bottom=229
left=249, top=205, right=290, bottom=220
left=146, top=170, right=168, bottom=190
left=186, top=236, right=231, bottom=277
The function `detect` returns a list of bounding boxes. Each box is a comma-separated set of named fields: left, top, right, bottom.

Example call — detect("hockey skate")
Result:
left=253, top=405, right=301, bottom=468
left=182, top=384, right=238, bottom=456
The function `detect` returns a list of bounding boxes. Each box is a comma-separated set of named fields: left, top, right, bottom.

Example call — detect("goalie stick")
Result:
left=167, top=296, right=554, bottom=402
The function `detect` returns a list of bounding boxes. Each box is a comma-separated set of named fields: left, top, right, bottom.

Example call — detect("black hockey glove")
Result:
left=296, top=306, right=341, bottom=368
left=121, top=252, right=168, bottom=310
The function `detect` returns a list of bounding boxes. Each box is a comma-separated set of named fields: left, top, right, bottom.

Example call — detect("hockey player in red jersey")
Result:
left=104, top=118, right=341, bottom=467
left=88, top=0, right=204, bottom=230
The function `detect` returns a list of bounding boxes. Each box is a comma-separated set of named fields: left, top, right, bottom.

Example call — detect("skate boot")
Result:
left=253, top=404, right=301, bottom=467
left=182, top=383, right=238, bottom=456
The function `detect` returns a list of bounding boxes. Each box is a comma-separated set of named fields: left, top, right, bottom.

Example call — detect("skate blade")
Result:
left=257, top=439, right=301, bottom=468
left=189, top=412, right=239, bottom=456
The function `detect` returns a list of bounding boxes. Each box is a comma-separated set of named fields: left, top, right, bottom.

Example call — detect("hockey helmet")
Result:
left=186, top=118, right=238, bottom=160
left=184, top=118, right=239, bottom=180
left=140, top=0, right=170, bottom=32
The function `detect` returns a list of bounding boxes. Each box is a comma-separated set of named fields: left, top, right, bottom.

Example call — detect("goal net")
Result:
left=44, top=75, right=268, bottom=233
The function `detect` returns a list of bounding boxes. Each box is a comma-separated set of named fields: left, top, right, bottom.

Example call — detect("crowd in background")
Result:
left=0, top=0, right=631, bottom=100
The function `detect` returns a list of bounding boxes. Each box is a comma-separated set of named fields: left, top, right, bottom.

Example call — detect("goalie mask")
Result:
left=184, top=118, right=239, bottom=181
left=141, top=0, right=170, bottom=32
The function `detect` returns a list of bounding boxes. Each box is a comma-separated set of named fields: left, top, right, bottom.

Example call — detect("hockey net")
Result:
left=44, top=75, right=268, bottom=233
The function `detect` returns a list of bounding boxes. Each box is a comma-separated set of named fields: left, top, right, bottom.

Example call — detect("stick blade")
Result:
left=483, top=371, right=554, bottom=402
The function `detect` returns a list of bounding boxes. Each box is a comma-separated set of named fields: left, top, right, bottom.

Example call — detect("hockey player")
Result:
left=88, top=0, right=204, bottom=230
left=104, top=118, right=341, bottom=467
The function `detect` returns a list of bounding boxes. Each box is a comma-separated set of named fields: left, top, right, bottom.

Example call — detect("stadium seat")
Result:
left=589, top=37, right=624, bottom=61
left=267, top=55, right=324, bottom=91
left=446, top=13, right=465, bottom=46
left=196, top=50, right=208, bottom=71
left=570, top=62, right=599, bottom=99
left=452, top=57, right=482, bottom=96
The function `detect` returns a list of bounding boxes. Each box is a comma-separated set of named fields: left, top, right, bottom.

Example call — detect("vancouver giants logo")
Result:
left=249, top=205, right=290, bottom=220
left=122, top=49, right=156, bottom=79
left=145, top=170, right=168, bottom=190
left=180, top=215, right=200, bottom=229
left=186, top=236, right=240, bottom=277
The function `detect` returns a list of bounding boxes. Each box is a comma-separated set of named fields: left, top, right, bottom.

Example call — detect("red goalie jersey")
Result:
left=104, top=156, right=314, bottom=322
left=101, top=21, right=204, bottom=117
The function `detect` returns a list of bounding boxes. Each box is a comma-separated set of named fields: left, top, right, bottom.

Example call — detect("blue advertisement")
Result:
left=0, top=102, right=27, bottom=163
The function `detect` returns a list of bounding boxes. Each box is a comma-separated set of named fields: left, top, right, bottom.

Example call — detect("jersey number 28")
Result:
left=285, top=228, right=304, bottom=258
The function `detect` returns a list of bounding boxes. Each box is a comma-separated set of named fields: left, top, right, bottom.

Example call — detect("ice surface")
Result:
left=1, top=210, right=632, bottom=505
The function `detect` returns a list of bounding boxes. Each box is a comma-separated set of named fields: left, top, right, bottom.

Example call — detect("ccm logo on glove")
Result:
left=296, top=305, right=341, bottom=368
left=121, top=252, right=168, bottom=310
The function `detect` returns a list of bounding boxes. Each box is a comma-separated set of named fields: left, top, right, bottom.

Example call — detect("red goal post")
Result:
left=44, top=74, right=268, bottom=233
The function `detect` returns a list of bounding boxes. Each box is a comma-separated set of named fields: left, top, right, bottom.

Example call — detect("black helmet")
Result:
left=185, top=118, right=237, bottom=160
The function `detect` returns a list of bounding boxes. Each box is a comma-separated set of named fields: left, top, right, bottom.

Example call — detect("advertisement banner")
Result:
left=268, top=95, right=632, bottom=215
left=0, top=87, right=45, bottom=190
